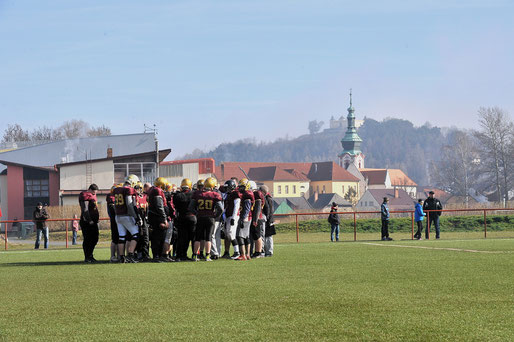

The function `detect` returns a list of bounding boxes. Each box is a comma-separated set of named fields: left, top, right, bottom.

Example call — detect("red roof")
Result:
left=308, top=162, right=360, bottom=182
left=215, top=161, right=312, bottom=182
left=360, top=169, right=388, bottom=185
left=248, top=166, right=309, bottom=181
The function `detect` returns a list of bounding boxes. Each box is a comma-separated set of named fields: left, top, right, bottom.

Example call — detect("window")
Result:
left=25, top=179, right=49, bottom=197
left=342, top=185, right=345, bottom=194
left=293, top=185, right=296, bottom=194
left=278, top=185, right=282, bottom=194
left=285, top=185, right=289, bottom=194
left=322, top=185, right=326, bottom=193
left=114, top=163, right=156, bottom=184
left=316, top=186, right=319, bottom=193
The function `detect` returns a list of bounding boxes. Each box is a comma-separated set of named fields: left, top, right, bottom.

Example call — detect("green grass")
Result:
left=1, top=236, right=514, bottom=341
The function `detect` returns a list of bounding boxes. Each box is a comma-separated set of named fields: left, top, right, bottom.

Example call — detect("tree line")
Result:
left=2, top=119, right=111, bottom=143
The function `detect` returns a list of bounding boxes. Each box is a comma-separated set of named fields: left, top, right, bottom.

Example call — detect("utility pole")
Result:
left=144, top=124, right=159, bottom=178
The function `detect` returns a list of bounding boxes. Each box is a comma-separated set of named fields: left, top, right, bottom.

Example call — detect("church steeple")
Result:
left=338, top=89, right=364, bottom=169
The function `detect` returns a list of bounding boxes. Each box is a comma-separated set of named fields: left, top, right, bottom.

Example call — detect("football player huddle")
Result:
left=82, top=174, right=275, bottom=263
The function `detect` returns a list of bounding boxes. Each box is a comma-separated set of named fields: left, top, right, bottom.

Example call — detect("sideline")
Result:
left=361, top=242, right=513, bottom=254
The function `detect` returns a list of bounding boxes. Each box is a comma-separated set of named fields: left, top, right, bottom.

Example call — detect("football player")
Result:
left=173, top=178, right=196, bottom=261
left=222, top=179, right=241, bottom=259
left=210, top=182, right=226, bottom=260
left=106, top=184, right=120, bottom=262
left=79, top=183, right=100, bottom=263
left=161, top=183, right=176, bottom=262
left=189, top=177, right=223, bottom=261
left=250, top=181, right=266, bottom=258
left=235, top=178, right=254, bottom=260
left=261, top=185, right=275, bottom=257
left=147, top=177, right=170, bottom=262
left=113, top=174, right=140, bottom=263
left=135, top=182, right=151, bottom=262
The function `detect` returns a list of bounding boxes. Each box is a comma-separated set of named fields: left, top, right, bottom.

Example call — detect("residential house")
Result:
left=356, top=188, right=414, bottom=212
left=307, top=161, right=360, bottom=200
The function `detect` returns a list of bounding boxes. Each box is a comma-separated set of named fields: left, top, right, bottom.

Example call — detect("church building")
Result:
left=338, top=90, right=365, bottom=170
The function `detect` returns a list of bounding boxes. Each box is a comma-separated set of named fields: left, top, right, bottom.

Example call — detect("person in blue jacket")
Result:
left=413, top=199, right=426, bottom=240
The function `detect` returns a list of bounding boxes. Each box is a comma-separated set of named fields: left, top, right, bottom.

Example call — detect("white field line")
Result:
left=361, top=242, right=513, bottom=254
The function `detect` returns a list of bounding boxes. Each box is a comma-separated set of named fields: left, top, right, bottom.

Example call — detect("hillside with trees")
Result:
left=180, top=108, right=514, bottom=203
left=180, top=117, right=445, bottom=185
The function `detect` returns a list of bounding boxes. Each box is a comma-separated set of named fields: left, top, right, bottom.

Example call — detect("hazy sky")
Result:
left=1, top=0, right=513, bottom=158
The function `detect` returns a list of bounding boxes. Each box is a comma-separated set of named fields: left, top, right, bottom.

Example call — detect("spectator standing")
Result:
left=328, top=202, right=340, bottom=242
left=413, top=199, right=426, bottom=240
left=423, top=191, right=443, bottom=239
left=71, top=214, right=79, bottom=245
left=79, top=184, right=100, bottom=262
left=381, top=197, right=393, bottom=241
left=33, top=202, right=49, bottom=249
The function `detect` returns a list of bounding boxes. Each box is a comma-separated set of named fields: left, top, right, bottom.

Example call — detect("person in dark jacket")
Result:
left=413, top=199, right=426, bottom=240
left=328, top=202, right=340, bottom=242
left=33, top=202, right=49, bottom=249
left=381, top=197, right=393, bottom=241
left=423, top=191, right=443, bottom=239
left=261, top=185, right=275, bottom=257
left=79, top=184, right=100, bottom=262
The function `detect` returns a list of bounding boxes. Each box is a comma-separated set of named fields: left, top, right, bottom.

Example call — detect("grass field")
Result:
left=1, top=235, right=514, bottom=341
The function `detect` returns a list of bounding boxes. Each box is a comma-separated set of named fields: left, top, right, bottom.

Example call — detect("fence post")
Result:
left=411, top=211, right=414, bottom=240
left=65, top=220, right=69, bottom=249
left=427, top=211, right=430, bottom=240
left=295, top=214, right=299, bottom=243
left=484, top=210, right=487, bottom=239
left=353, top=212, right=356, bottom=241
left=4, top=222, right=7, bottom=251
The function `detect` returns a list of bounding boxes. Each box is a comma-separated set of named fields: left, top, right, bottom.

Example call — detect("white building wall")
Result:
left=60, top=160, right=114, bottom=190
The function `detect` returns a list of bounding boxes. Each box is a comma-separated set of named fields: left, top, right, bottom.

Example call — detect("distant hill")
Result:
left=179, top=118, right=446, bottom=185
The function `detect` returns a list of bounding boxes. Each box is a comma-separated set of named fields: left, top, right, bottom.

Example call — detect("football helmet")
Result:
left=154, top=177, right=168, bottom=190
left=238, top=178, right=250, bottom=190
left=134, top=182, right=143, bottom=190
left=181, top=178, right=192, bottom=190
left=248, top=180, right=257, bottom=191
left=204, top=177, right=217, bottom=190
left=224, top=179, right=237, bottom=191
left=197, top=179, right=205, bottom=189
left=125, top=174, right=140, bottom=187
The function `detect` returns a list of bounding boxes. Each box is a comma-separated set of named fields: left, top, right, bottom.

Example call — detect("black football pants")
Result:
left=80, top=221, right=99, bottom=259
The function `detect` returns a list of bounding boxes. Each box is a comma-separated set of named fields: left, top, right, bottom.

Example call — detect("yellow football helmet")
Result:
left=125, top=174, right=140, bottom=187
left=238, top=178, right=250, bottom=190
left=204, top=177, right=217, bottom=190
left=154, top=177, right=168, bottom=190
left=181, top=178, right=192, bottom=190
left=165, top=183, right=173, bottom=192
left=134, top=182, right=143, bottom=190
left=110, top=184, right=117, bottom=194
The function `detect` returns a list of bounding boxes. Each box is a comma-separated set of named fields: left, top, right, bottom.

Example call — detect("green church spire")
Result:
left=340, top=89, right=362, bottom=156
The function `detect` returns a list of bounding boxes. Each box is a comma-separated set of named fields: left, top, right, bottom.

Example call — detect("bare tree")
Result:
left=88, top=125, right=112, bottom=137
left=2, top=124, right=30, bottom=142
left=30, top=126, right=64, bottom=141
left=56, top=120, right=91, bottom=139
left=308, top=120, right=324, bottom=134
left=474, top=107, right=513, bottom=205
left=433, top=130, right=480, bottom=207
